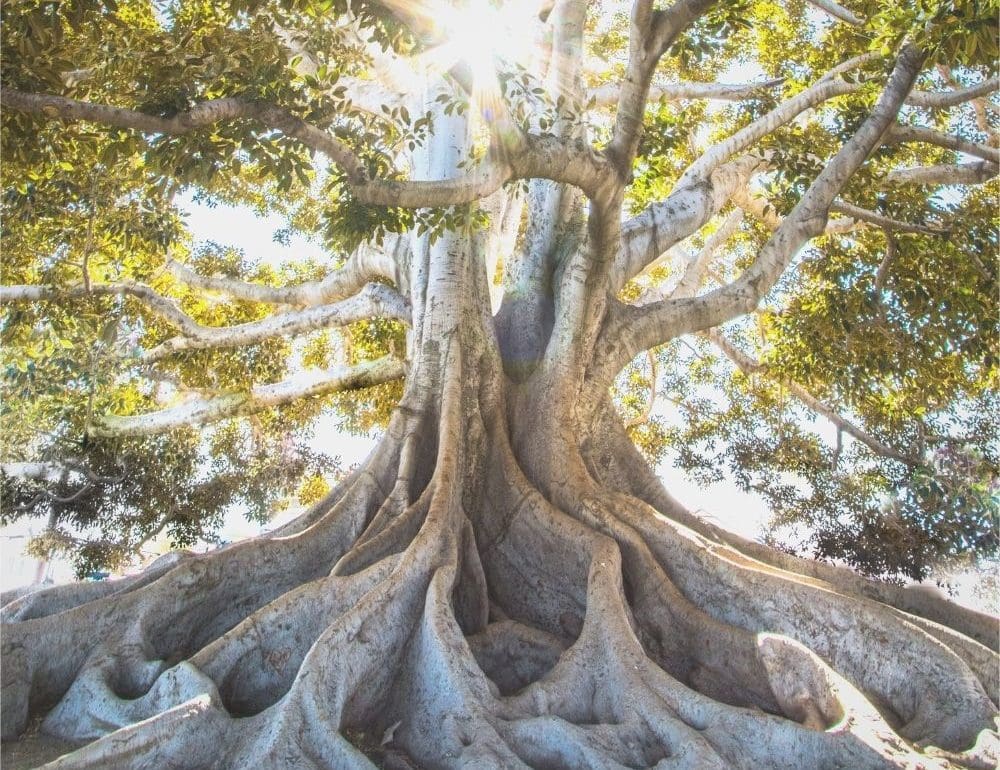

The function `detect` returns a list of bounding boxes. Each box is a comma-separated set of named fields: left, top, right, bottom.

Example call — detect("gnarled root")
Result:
left=2, top=384, right=997, bottom=769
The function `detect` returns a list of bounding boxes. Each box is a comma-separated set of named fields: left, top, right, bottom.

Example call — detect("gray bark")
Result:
left=2, top=19, right=997, bottom=770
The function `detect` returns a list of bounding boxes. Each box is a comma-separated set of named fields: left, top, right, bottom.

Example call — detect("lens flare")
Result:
left=426, top=0, right=539, bottom=87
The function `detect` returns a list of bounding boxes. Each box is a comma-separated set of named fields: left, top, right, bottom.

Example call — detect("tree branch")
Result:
left=873, top=232, right=897, bottom=298
left=703, top=328, right=914, bottom=463
left=806, top=0, right=864, bottom=26
left=827, top=200, right=948, bottom=236
left=0, top=88, right=368, bottom=179
left=679, top=76, right=861, bottom=185
left=816, top=52, right=881, bottom=84
left=731, top=185, right=858, bottom=233
left=2, top=88, right=617, bottom=207
left=633, top=200, right=906, bottom=312
left=2, top=278, right=409, bottom=363
left=139, top=282, right=410, bottom=363
left=667, top=208, right=745, bottom=300
left=605, top=0, right=719, bottom=177
left=595, top=45, right=925, bottom=387
left=885, top=161, right=999, bottom=186
left=885, top=124, right=1000, bottom=164
left=167, top=237, right=406, bottom=307
left=589, top=77, right=785, bottom=107
left=2, top=282, right=203, bottom=337
left=1, top=460, right=125, bottom=513
left=906, top=76, right=999, bottom=109
left=611, top=62, right=877, bottom=292
left=88, top=356, right=405, bottom=437
left=612, top=156, right=763, bottom=292
left=733, top=186, right=944, bottom=236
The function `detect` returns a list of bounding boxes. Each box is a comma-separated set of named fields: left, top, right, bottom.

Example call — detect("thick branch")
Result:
left=589, top=78, right=784, bottom=107
left=906, top=76, right=1000, bottom=109
left=885, top=124, right=1000, bottom=164
left=1, top=89, right=610, bottom=207
left=679, top=77, right=860, bottom=185
left=612, top=65, right=878, bottom=291
left=613, top=156, right=763, bottom=292
left=89, top=356, right=405, bottom=437
left=358, top=160, right=514, bottom=207
left=596, top=46, right=925, bottom=386
left=2, top=282, right=202, bottom=337
left=518, top=134, right=622, bottom=203
left=806, top=0, right=864, bottom=25
left=885, top=161, right=999, bottom=186
left=140, top=283, right=410, bottom=363
left=167, top=238, right=404, bottom=307
left=605, top=0, right=718, bottom=176
left=0, top=89, right=367, bottom=180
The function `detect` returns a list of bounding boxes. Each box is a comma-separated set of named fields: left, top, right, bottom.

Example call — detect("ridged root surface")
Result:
left=2, top=355, right=998, bottom=770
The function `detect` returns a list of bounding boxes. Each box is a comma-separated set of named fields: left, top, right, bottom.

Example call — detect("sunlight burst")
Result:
left=426, top=0, right=538, bottom=86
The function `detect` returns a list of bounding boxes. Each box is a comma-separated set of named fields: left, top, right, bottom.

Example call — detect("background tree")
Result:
left=1, top=0, right=997, bottom=767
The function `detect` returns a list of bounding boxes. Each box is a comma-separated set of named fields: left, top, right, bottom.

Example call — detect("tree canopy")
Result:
left=1, top=0, right=997, bottom=584
left=2, top=0, right=999, bottom=766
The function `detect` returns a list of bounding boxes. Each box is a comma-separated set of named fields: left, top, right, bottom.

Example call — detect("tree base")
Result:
left=2, top=366, right=997, bottom=770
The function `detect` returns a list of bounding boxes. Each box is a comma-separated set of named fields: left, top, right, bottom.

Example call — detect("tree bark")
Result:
left=2, top=37, right=997, bottom=770
left=3, top=153, right=998, bottom=770
left=3, top=291, right=997, bottom=766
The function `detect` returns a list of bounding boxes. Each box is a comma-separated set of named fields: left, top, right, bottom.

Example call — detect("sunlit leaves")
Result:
left=0, top=0, right=403, bottom=567
left=869, top=0, right=999, bottom=68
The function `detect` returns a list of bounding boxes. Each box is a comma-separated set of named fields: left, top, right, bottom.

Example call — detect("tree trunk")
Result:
left=2, top=100, right=998, bottom=770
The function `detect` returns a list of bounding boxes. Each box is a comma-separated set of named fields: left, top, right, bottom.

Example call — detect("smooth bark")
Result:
left=2, top=12, right=997, bottom=770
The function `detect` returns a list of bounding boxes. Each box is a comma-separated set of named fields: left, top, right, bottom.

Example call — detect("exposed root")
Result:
left=1, top=551, right=192, bottom=623
left=584, top=397, right=999, bottom=649
left=333, top=488, right=432, bottom=577
left=193, top=556, right=400, bottom=716
left=1, top=454, right=385, bottom=740
left=3, top=374, right=996, bottom=770
left=467, top=620, right=565, bottom=696
left=501, top=536, right=963, bottom=770
left=40, top=693, right=232, bottom=770
left=609, top=494, right=995, bottom=751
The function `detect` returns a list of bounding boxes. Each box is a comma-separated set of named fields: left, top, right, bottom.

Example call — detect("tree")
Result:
left=1, top=0, right=998, bottom=765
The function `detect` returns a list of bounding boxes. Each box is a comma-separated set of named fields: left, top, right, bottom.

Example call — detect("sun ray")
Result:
left=421, top=0, right=543, bottom=103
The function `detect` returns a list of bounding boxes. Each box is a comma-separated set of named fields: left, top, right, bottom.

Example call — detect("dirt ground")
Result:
left=1, top=721, right=85, bottom=770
